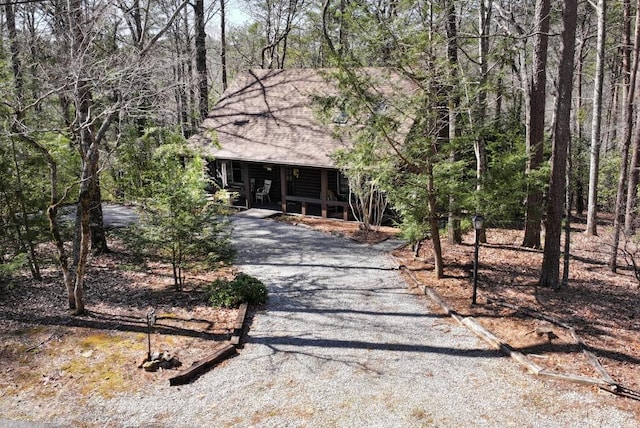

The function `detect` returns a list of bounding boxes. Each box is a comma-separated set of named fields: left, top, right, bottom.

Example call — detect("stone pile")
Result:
left=140, top=351, right=182, bottom=372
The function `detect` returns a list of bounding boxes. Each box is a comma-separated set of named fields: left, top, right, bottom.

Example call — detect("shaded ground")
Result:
left=0, top=241, right=239, bottom=402
left=285, top=214, right=640, bottom=410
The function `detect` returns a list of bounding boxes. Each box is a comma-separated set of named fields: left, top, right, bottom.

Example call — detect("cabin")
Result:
left=189, top=68, right=416, bottom=220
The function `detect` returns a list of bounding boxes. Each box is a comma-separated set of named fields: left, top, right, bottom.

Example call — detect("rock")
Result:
left=159, top=356, right=182, bottom=370
left=142, top=360, right=159, bottom=372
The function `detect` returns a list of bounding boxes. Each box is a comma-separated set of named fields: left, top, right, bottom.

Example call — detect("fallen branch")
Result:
left=25, top=334, right=56, bottom=353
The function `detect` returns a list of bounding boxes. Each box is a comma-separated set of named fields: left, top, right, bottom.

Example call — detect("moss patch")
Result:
left=60, top=332, right=146, bottom=398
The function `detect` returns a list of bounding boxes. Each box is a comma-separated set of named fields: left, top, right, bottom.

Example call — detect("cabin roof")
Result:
left=189, top=68, right=417, bottom=168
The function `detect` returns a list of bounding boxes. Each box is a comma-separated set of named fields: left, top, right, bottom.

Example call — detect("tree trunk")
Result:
left=474, top=0, right=491, bottom=244
left=446, top=0, right=461, bottom=245
left=562, top=129, right=573, bottom=287
left=220, top=0, right=228, bottom=91
left=427, top=151, right=444, bottom=279
left=338, top=0, right=348, bottom=57
left=586, top=0, right=606, bottom=236
left=89, top=177, right=108, bottom=255
left=539, top=0, right=578, bottom=289
left=194, top=0, right=208, bottom=120
left=625, top=117, right=640, bottom=235
left=522, top=0, right=551, bottom=249
left=610, top=0, right=638, bottom=272
left=5, top=1, right=24, bottom=99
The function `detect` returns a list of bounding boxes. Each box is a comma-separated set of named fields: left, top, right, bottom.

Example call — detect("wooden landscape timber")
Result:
left=399, top=266, right=640, bottom=401
left=169, top=342, right=237, bottom=386
left=169, top=302, right=250, bottom=385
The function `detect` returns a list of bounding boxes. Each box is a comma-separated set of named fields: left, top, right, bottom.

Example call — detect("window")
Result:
left=337, top=171, right=349, bottom=196
left=225, top=161, right=243, bottom=184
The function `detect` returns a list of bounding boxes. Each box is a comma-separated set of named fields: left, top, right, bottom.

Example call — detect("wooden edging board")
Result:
left=169, top=342, right=237, bottom=386
left=169, top=302, right=251, bottom=386
left=400, top=267, right=613, bottom=389
left=231, top=302, right=249, bottom=345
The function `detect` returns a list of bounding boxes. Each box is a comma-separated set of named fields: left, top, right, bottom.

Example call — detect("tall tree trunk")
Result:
left=562, top=137, right=572, bottom=286
left=610, top=0, right=638, bottom=272
left=220, top=0, right=228, bottom=91
left=5, top=1, right=24, bottom=101
left=539, top=0, right=578, bottom=289
left=586, top=0, right=606, bottom=235
left=474, top=0, right=491, bottom=243
left=573, top=32, right=585, bottom=216
left=522, top=0, right=551, bottom=249
left=194, top=0, right=208, bottom=120
left=89, top=177, right=108, bottom=254
left=338, top=0, right=348, bottom=57
left=605, top=71, right=620, bottom=153
left=446, top=0, right=461, bottom=245
left=427, top=148, right=444, bottom=279
left=625, top=116, right=640, bottom=235
left=69, top=0, right=100, bottom=314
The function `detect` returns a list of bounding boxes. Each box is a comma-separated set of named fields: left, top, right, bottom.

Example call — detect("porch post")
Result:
left=320, top=169, right=328, bottom=219
left=280, top=166, right=287, bottom=213
left=242, top=163, right=251, bottom=209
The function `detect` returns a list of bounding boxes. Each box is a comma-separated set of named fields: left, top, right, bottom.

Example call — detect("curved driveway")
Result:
left=7, top=209, right=640, bottom=428
left=69, top=216, right=638, bottom=427
left=189, top=217, right=634, bottom=427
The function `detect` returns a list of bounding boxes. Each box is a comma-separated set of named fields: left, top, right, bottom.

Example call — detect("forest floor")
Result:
left=0, top=242, right=242, bottom=403
left=0, top=213, right=639, bottom=417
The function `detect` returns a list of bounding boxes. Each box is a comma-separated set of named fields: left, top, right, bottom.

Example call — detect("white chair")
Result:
left=255, top=179, right=272, bottom=203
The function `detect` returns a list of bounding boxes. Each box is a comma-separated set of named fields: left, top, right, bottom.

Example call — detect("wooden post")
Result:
left=280, top=166, right=287, bottom=213
left=320, top=169, right=328, bottom=218
left=242, top=162, right=251, bottom=208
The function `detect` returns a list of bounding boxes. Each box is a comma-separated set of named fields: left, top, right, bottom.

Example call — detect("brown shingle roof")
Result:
left=190, top=68, right=416, bottom=168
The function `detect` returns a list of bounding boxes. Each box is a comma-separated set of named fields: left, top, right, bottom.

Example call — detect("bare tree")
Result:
left=539, top=0, right=578, bottom=289
left=610, top=0, right=639, bottom=272
left=522, top=0, right=550, bottom=249
left=246, top=0, right=304, bottom=68
left=194, top=0, right=209, bottom=119
left=221, top=0, right=228, bottom=91
left=585, top=0, right=606, bottom=236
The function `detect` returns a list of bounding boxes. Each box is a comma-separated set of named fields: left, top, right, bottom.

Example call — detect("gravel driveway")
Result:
left=4, top=216, right=637, bottom=427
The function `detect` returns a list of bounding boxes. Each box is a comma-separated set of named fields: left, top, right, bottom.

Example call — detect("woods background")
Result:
left=1, top=0, right=639, bottom=309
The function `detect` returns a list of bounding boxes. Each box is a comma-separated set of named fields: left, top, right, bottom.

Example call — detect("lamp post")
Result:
left=472, top=214, right=484, bottom=305
left=146, top=309, right=156, bottom=361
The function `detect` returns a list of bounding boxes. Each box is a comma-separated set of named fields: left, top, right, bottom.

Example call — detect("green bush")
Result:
left=208, top=273, right=268, bottom=308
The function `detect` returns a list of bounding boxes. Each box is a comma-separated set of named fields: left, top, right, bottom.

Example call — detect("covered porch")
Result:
left=210, top=159, right=352, bottom=221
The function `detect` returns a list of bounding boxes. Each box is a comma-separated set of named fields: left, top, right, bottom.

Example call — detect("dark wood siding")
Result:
left=290, top=167, right=320, bottom=198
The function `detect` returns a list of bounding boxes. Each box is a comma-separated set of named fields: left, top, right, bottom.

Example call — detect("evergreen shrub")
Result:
left=208, top=273, right=268, bottom=308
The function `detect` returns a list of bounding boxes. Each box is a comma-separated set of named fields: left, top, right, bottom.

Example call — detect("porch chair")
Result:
left=255, top=179, right=272, bottom=203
